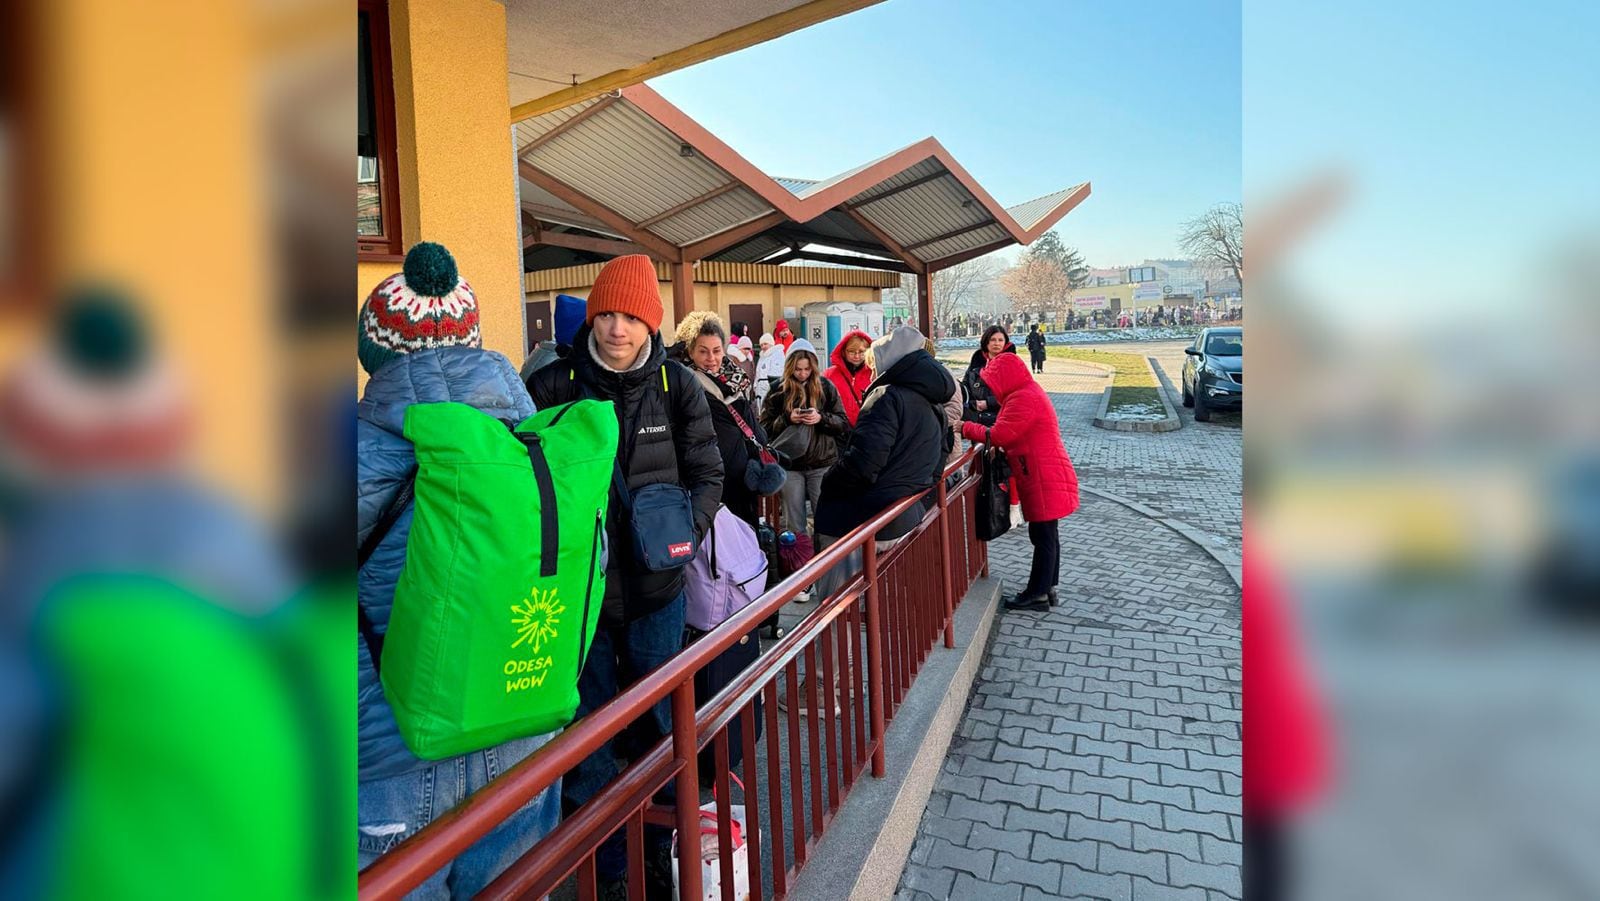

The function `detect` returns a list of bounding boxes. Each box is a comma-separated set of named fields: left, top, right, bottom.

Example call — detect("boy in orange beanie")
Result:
left=524, top=252, right=725, bottom=893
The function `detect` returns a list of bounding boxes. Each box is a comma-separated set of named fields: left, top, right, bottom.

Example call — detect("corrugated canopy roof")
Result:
left=517, top=84, right=1090, bottom=274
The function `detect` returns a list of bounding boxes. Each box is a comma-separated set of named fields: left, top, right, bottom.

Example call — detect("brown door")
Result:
left=728, top=303, right=764, bottom=342
left=525, top=300, right=552, bottom=352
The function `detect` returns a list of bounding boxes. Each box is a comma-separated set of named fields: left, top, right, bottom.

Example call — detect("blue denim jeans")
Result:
left=357, top=730, right=561, bottom=898
left=561, top=590, right=686, bottom=880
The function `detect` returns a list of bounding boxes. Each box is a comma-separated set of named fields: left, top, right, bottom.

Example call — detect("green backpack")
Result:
left=36, top=575, right=350, bottom=901
left=377, top=399, right=616, bottom=760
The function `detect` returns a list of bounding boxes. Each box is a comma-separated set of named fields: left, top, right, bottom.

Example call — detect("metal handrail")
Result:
left=358, top=443, right=986, bottom=899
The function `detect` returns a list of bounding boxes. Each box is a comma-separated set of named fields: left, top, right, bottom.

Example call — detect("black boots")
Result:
left=1004, top=592, right=1050, bottom=612
left=1003, top=589, right=1059, bottom=612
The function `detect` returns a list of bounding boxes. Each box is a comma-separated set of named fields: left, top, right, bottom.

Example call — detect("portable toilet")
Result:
left=800, top=302, right=841, bottom=357
left=837, top=304, right=868, bottom=340
left=862, top=301, right=885, bottom=337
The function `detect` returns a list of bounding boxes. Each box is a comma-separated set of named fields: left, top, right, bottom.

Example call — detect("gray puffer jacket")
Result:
left=357, top=345, right=534, bottom=780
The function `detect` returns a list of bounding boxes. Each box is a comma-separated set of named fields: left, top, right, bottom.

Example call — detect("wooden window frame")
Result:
left=358, top=0, right=404, bottom=260
left=1, top=1, right=45, bottom=309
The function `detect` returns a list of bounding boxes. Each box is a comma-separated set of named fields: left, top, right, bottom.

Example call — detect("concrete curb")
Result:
left=1148, top=354, right=1188, bottom=420
left=1080, top=486, right=1242, bottom=589
left=787, top=576, right=1004, bottom=901
left=1091, top=356, right=1180, bottom=433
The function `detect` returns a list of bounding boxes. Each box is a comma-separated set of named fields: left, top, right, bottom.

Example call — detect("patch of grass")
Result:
left=1108, top=386, right=1162, bottom=411
left=1045, top=347, right=1156, bottom=388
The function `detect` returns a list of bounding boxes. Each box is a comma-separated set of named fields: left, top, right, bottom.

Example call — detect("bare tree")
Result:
left=882, top=256, right=997, bottom=334
left=933, top=256, right=996, bottom=325
left=998, top=254, right=1070, bottom=318
left=1177, top=202, right=1244, bottom=290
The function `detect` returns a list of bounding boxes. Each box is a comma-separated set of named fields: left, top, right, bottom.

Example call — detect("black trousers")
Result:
left=1244, top=816, right=1284, bottom=901
left=1023, top=518, right=1060, bottom=596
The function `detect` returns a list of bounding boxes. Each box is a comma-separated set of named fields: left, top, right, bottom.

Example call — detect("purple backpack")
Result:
left=684, top=506, right=771, bottom=631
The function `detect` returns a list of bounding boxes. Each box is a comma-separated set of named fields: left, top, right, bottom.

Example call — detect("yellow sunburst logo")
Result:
left=511, top=587, right=564, bottom=653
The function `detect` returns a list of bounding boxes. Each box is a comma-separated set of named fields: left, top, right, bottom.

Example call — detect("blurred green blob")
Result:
left=36, top=576, right=353, bottom=900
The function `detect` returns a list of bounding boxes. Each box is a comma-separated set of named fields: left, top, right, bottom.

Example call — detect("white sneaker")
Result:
left=794, top=590, right=812, bottom=604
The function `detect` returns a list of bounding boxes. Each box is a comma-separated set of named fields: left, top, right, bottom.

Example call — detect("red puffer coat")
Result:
left=960, top=352, right=1079, bottom=522
left=1242, top=541, right=1329, bottom=817
left=823, top=329, right=875, bottom=426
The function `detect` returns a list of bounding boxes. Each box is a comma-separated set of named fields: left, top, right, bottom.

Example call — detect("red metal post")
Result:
left=577, top=853, right=597, bottom=901
left=627, top=814, right=645, bottom=901
left=671, top=683, right=702, bottom=901
left=739, top=704, right=763, bottom=901
left=834, top=612, right=855, bottom=789
left=784, top=664, right=806, bottom=863
left=763, top=682, right=786, bottom=897
left=864, top=538, right=887, bottom=778
left=851, top=601, right=868, bottom=773
left=820, top=623, right=840, bottom=810
left=804, top=645, right=824, bottom=834
left=938, top=478, right=956, bottom=648
left=712, top=732, right=735, bottom=901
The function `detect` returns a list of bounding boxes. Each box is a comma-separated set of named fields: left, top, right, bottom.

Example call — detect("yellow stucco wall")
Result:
left=359, top=0, right=523, bottom=391
left=41, top=0, right=275, bottom=506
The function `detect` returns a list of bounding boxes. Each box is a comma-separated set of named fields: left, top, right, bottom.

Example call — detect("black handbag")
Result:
left=975, top=448, right=1013, bottom=542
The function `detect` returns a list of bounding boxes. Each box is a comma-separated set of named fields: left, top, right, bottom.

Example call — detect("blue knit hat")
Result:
left=554, top=294, right=586, bottom=346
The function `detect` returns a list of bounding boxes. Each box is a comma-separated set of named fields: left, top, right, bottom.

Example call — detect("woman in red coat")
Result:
left=823, top=329, right=874, bottom=426
left=960, top=351, right=1079, bottom=610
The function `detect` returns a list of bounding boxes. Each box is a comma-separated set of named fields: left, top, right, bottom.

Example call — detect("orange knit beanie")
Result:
left=585, top=254, right=663, bottom=333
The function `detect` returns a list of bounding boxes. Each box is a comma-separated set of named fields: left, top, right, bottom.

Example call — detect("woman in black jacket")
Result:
left=962, top=325, right=1016, bottom=427
left=1026, top=323, right=1047, bottom=374
left=670, top=312, right=782, bottom=528
left=816, top=327, right=955, bottom=545
left=811, top=326, right=955, bottom=603
left=759, top=338, right=849, bottom=537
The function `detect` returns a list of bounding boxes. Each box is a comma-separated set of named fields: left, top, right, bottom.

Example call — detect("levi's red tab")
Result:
left=668, top=541, right=693, bottom=558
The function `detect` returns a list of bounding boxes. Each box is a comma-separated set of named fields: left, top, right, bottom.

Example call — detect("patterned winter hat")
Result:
left=358, top=242, right=481, bottom=375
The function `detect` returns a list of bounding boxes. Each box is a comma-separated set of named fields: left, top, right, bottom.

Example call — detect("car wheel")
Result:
left=1194, top=389, right=1212, bottom=422
left=1182, top=380, right=1194, bottom=408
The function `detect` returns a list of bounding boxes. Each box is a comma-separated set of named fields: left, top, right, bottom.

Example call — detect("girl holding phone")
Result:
left=759, top=338, right=849, bottom=548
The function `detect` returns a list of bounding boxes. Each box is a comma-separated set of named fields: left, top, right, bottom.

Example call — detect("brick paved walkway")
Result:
left=899, top=343, right=1242, bottom=900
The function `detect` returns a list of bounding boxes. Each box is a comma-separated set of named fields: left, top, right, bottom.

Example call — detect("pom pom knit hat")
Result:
left=358, top=242, right=481, bottom=376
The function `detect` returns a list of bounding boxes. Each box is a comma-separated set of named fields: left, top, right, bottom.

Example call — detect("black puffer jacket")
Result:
left=962, top=344, right=1016, bottom=427
left=815, top=348, right=956, bottom=541
left=528, top=326, right=724, bottom=624
left=1026, top=329, right=1046, bottom=357
left=759, top=376, right=850, bottom=471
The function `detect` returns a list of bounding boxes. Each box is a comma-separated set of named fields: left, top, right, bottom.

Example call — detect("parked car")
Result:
left=1182, top=327, right=1241, bottom=422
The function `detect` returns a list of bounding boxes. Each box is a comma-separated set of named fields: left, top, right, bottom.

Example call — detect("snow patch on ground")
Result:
left=1102, top=402, right=1167, bottom=421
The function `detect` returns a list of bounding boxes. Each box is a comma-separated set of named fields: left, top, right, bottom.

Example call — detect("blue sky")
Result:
left=1245, top=0, right=1600, bottom=317
left=651, top=0, right=1242, bottom=268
